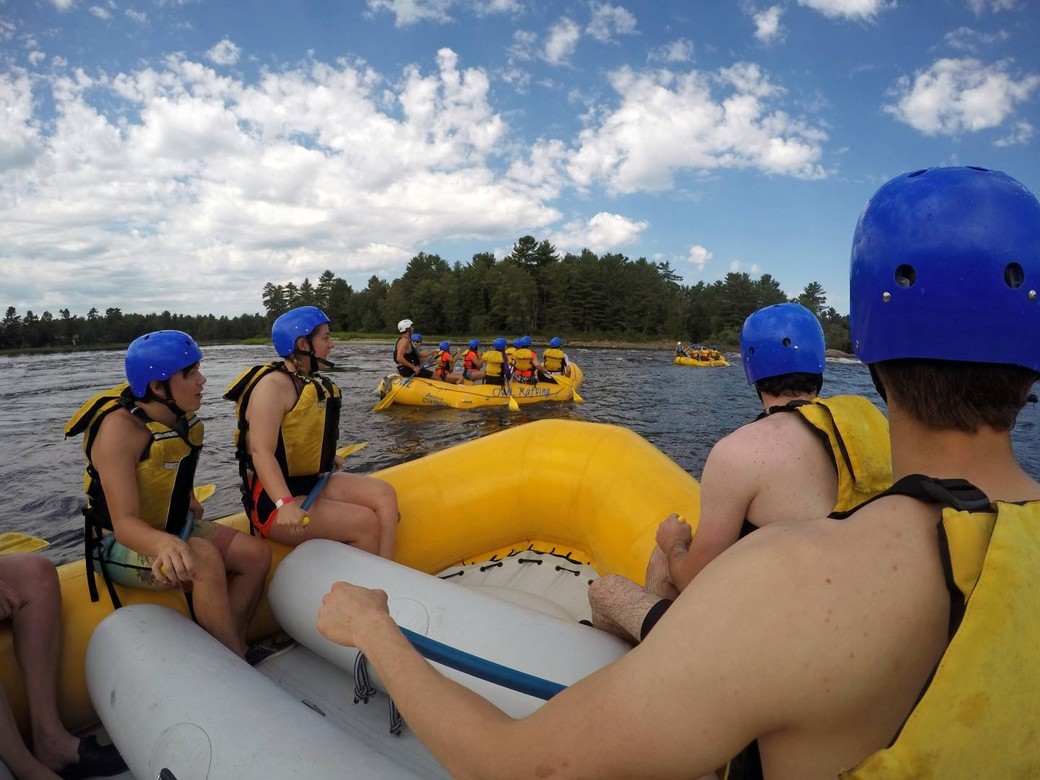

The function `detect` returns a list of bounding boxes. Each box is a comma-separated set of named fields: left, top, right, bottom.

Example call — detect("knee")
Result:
left=188, top=538, right=224, bottom=577
left=588, top=574, right=624, bottom=607
left=243, top=536, right=272, bottom=573
left=355, top=510, right=381, bottom=554
left=374, top=479, right=398, bottom=512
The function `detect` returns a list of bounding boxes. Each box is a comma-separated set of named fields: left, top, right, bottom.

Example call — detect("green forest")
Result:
left=2, top=236, right=851, bottom=351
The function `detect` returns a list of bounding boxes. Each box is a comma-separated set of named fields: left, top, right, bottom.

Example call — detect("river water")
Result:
left=4, top=343, right=1039, bottom=565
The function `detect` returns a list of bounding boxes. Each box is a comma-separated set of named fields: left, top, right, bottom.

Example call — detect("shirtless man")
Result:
left=589, top=302, right=891, bottom=644
left=317, top=166, right=1040, bottom=777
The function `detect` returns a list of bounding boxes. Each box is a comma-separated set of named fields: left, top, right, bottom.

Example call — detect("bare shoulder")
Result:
left=249, top=367, right=297, bottom=409
left=636, top=500, right=949, bottom=767
left=710, top=412, right=818, bottom=467
left=92, top=406, right=150, bottom=463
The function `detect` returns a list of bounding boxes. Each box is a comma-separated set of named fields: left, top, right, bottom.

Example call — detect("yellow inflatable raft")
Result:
left=374, top=363, right=584, bottom=409
left=673, top=355, right=730, bottom=367
left=2, top=419, right=698, bottom=738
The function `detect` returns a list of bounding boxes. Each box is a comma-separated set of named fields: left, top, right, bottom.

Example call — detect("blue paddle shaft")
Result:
left=400, top=627, right=565, bottom=701
left=301, top=469, right=334, bottom=511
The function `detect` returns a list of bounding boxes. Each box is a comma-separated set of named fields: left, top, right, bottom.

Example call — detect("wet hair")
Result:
left=754, top=372, right=823, bottom=399
left=873, top=359, right=1039, bottom=433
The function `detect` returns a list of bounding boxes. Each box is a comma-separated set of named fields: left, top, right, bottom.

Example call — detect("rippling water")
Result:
left=3, top=344, right=1039, bottom=565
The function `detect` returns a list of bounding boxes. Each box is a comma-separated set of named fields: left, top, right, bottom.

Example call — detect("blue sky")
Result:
left=2, top=0, right=1038, bottom=318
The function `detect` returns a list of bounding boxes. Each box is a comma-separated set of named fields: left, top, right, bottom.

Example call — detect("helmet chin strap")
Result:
left=158, top=380, right=189, bottom=430
left=867, top=364, right=887, bottom=403
left=293, top=337, right=335, bottom=373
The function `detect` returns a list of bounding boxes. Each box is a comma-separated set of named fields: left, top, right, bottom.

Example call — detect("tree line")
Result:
left=2, top=236, right=851, bottom=351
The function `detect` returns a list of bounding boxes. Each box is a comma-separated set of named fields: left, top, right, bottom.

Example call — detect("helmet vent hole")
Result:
left=748, top=346, right=755, bottom=355
left=781, top=338, right=792, bottom=347
left=907, top=169, right=927, bottom=178
left=1004, top=262, right=1024, bottom=289
left=894, top=264, right=916, bottom=288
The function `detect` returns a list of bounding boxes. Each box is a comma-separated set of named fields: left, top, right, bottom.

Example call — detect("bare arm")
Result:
left=661, top=434, right=757, bottom=591
left=245, top=372, right=308, bottom=529
left=317, top=525, right=848, bottom=779
left=90, top=411, right=193, bottom=585
left=394, top=338, right=414, bottom=370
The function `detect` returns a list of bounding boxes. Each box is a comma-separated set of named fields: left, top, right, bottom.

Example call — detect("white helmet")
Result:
left=397, top=319, right=413, bottom=333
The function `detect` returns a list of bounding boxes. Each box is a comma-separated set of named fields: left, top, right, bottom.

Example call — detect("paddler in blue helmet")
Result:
left=316, top=166, right=1040, bottom=777
left=590, top=300, right=892, bottom=642
left=65, top=330, right=271, bottom=661
left=224, top=306, right=398, bottom=559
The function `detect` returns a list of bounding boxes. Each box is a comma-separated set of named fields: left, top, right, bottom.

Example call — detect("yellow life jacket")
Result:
left=65, top=383, right=204, bottom=605
left=223, top=362, right=341, bottom=479
left=483, top=349, right=505, bottom=378
left=542, top=348, right=566, bottom=373
left=840, top=476, right=1040, bottom=778
left=788, top=396, right=892, bottom=512
left=513, top=347, right=536, bottom=376
left=65, top=383, right=204, bottom=534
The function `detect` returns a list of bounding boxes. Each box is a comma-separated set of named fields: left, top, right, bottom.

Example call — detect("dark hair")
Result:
left=874, top=359, right=1039, bottom=432
left=139, top=362, right=200, bottom=403
left=754, top=372, right=823, bottom=399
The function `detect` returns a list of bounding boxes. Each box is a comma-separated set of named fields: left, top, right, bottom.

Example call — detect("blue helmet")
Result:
left=411, top=333, right=423, bottom=343
left=520, top=335, right=532, bottom=348
left=493, top=337, right=507, bottom=350
left=469, top=339, right=480, bottom=349
left=852, top=166, right=1040, bottom=371
left=439, top=341, right=450, bottom=351
left=550, top=337, right=563, bottom=348
left=740, top=303, right=825, bottom=386
left=272, top=306, right=330, bottom=357
left=512, top=338, right=522, bottom=348
left=126, top=330, right=203, bottom=398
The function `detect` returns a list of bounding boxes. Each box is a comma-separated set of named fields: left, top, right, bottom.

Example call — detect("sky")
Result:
left=1, top=0, right=1038, bottom=318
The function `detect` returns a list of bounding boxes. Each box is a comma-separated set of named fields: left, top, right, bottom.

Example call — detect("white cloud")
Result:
left=586, top=3, right=638, bottom=43
left=730, top=260, right=761, bottom=273
left=88, top=5, right=112, bottom=20
left=0, top=69, right=41, bottom=171
left=475, top=0, right=522, bottom=13
left=366, top=0, right=454, bottom=26
left=967, top=0, right=1018, bottom=15
left=48, top=0, right=76, bottom=10
left=544, top=18, right=582, bottom=65
left=943, top=26, right=1010, bottom=52
left=685, top=245, right=713, bottom=270
left=885, top=57, right=1040, bottom=135
left=796, top=0, right=893, bottom=20
left=567, top=62, right=828, bottom=194
left=206, top=38, right=241, bottom=66
left=126, top=8, right=147, bottom=23
left=28, top=51, right=46, bottom=66
left=649, top=38, right=694, bottom=64
left=0, top=50, right=566, bottom=315
left=551, top=212, right=647, bottom=253
left=753, top=6, right=785, bottom=43
left=995, top=120, right=1034, bottom=147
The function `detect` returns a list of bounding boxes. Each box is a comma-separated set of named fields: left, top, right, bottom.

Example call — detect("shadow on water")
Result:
left=3, top=343, right=1038, bottom=565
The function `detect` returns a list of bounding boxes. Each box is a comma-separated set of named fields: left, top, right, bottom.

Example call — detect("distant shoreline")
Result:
left=0, top=337, right=861, bottom=361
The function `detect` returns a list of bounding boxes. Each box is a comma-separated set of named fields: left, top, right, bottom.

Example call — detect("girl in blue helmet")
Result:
left=540, top=336, right=569, bottom=380
left=481, top=338, right=509, bottom=386
left=433, top=341, right=463, bottom=384
left=461, top=339, right=486, bottom=383
left=224, top=307, right=398, bottom=559
left=65, top=330, right=271, bottom=662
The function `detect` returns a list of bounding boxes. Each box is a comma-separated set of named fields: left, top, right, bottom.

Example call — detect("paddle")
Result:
left=550, top=370, right=584, bottom=404
left=1, top=483, right=220, bottom=557
left=298, top=441, right=370, bottom=513
left=400, top=626, right=564, bottom=700
left=502, top=368, right=520, bottom=412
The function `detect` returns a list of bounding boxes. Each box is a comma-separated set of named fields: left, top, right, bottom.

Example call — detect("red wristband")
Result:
left=274, top=496, right=294, bottom=509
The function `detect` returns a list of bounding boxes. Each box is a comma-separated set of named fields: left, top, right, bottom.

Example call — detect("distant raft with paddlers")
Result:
left=373, top=362, right=584, bottom=410
left=673, top=354, right=729, bottom=367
